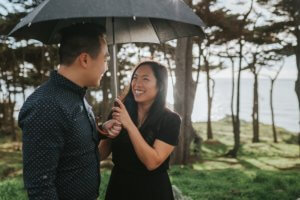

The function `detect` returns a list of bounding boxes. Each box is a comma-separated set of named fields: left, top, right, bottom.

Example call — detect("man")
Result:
left=18, top=23, right=121, bottom=200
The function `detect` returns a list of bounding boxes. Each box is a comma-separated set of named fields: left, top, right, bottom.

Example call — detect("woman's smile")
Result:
left=133, top=89, right=146, bottom=97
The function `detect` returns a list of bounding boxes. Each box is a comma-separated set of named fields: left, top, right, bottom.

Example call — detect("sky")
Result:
left=210, top=0, right=298, bottom=80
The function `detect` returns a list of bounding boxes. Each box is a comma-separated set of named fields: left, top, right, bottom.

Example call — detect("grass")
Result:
left=0, top=176, right=26, bottom=200
left=0, top=117, right=300, bottom=200
left=169, top=166, right=300, bottom=200
left=1, top=168, right=299, bottom=200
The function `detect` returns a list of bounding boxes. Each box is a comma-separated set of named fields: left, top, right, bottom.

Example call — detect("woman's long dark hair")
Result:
left=121, top=61, right=168, bottom=144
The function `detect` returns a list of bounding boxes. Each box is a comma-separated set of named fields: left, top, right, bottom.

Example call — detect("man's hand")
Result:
left=98, top=119, right=122, bottom=139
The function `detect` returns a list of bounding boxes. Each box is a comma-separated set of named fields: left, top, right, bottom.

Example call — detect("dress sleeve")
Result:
left=19, top=98, right=65, bottom=200
left=156, top=112, right=181, bottom=146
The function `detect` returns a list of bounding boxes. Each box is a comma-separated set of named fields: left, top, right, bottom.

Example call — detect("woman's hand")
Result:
left=112, top=98, right=134, bottom=130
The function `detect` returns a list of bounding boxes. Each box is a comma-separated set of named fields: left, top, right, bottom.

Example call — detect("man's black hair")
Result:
left=59, top=23, right=105, bottom=66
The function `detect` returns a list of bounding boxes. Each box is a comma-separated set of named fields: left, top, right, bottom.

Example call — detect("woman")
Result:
left=99, top=61, right=181, bottom=200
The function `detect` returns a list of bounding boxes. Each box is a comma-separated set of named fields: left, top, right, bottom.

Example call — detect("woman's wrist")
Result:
left=124, top=119, right=135, bottom=131
left=127, top=120, right=139, bottom=134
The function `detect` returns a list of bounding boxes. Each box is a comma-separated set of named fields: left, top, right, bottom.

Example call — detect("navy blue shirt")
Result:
left=19, top=71, right=101, bottom=200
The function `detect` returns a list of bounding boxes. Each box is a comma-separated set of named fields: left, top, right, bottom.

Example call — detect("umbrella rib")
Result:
left=125, top=18, right=133, bottom=43
left=149, top=19, right=161, bottom=44
left=47, top=20, right=62, bottom=44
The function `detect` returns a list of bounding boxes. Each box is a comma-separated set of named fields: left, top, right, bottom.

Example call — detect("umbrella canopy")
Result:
left=9, top=0, right=205, bottom=98
left=9, top=0, right=205, bottom=44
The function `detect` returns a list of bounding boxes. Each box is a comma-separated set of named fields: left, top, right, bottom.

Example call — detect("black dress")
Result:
left=105, top=108, right=181, bottom=200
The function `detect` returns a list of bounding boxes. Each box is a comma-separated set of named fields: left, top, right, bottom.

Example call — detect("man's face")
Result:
left=86, top=38, right=109, bottom=87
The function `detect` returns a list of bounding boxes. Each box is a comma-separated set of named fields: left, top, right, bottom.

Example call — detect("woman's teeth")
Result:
left=135, top=90, right=145, bottom=96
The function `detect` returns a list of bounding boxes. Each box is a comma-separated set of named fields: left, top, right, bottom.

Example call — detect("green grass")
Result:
left=193, top=117, right=298, bottom=145
left=0, top=171, right=111, bottom=200
left=1, top=118, right=300, bottom=200
left=0, top=176, right=27, bottom=200
left=1, top=168, right=299, bottom=200
left=169, top=166, right=300, bottom=200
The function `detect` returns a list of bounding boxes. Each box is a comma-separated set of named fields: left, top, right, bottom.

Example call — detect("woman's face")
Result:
left=131, top=64, right=158, bottom=105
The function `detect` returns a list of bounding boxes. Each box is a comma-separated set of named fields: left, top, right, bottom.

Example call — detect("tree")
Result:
left=171, top=0, right=228, bottom=163
left=221, top=43, right=239, bottom=138
left=172, top=35, right=201, bottom=163
left=269, top=61, right=284, bottom=143
left=0, top=0, right=59, bottom=140
left=245, top=51, right=262, bottom=142
left=202, top=42, right=224, bottom=140
left=225, top=0, right=254, bottom=157
left=257, top=0, right=300, bottom=140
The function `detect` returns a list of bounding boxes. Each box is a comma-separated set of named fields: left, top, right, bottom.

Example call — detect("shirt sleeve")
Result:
left=19, top=99, right=65, bottom=200
left=156, top=112, right=181, bottom=146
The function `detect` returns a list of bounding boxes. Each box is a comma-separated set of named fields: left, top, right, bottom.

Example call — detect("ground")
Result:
left=0, top=118, right=299, bottom=200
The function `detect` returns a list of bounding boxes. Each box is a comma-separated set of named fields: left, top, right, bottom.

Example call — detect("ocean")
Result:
left=166, top=78, right=299, bottom=134
left=13, top=78, right=299, bottom=134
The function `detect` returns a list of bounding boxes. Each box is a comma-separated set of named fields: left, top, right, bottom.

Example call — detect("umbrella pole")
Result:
left=112, top=43, right=118, bottom=99
left=111, top=17, right=118, bottom=100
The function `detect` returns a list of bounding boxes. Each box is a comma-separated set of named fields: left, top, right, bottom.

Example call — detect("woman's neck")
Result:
left=137, top=101, right=153, bottom=126
left=137, top=101, right=153, bottom=115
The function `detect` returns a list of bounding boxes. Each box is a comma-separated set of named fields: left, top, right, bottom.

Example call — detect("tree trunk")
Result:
left=226, top=40, right=242, bottom=157
left=205, top=58, right=213, bottom=140
left=11, top=54, right=17, bottom=141
left=252, top=72, right=259, bottom=143
left=294, top=3, right=300, bottom=157
left=295, top=30, right=300, bottom=138
left=8, top=87, right=16, bottom=141
left=270, top=79, right=278, bottom=143
left=21, top=70, right=26, bottom=102
left=101, top=75, right=111, bottom=120
left=98, top=52, right=114, bottom=121
left=21, top=50, right=26, bottom=102
left=230, top=57, right=236, bottom=133
left=233, top=40, right=242, bottom=157
left=171, top=37, right=197, bottom=164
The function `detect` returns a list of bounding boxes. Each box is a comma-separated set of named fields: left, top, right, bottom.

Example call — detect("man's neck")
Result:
left=58, top=65, right=85, bottom=88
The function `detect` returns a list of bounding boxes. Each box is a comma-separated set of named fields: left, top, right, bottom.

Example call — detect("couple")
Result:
left=18, top=23, right=181, bottom=200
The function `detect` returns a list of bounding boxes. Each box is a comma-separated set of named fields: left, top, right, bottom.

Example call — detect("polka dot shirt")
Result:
left=19, top=71, right=101, bottom=200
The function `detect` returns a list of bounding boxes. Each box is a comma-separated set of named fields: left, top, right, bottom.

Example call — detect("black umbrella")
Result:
left=9, top=0, right=205, bottom=98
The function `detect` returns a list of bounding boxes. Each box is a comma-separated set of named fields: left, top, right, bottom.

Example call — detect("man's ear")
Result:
left=78, top=53, right=89, bottom=69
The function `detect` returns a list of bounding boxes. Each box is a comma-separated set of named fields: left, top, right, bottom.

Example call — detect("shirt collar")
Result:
left=50, top=70, right=87, bottom=98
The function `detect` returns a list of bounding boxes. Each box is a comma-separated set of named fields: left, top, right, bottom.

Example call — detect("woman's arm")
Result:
left=112, top=99, right=175, bottom=171
left=126, top=123, right=174, bottom=171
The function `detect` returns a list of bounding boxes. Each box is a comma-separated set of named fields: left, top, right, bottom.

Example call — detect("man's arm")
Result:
left=19, top=99, right=64, bottom=200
